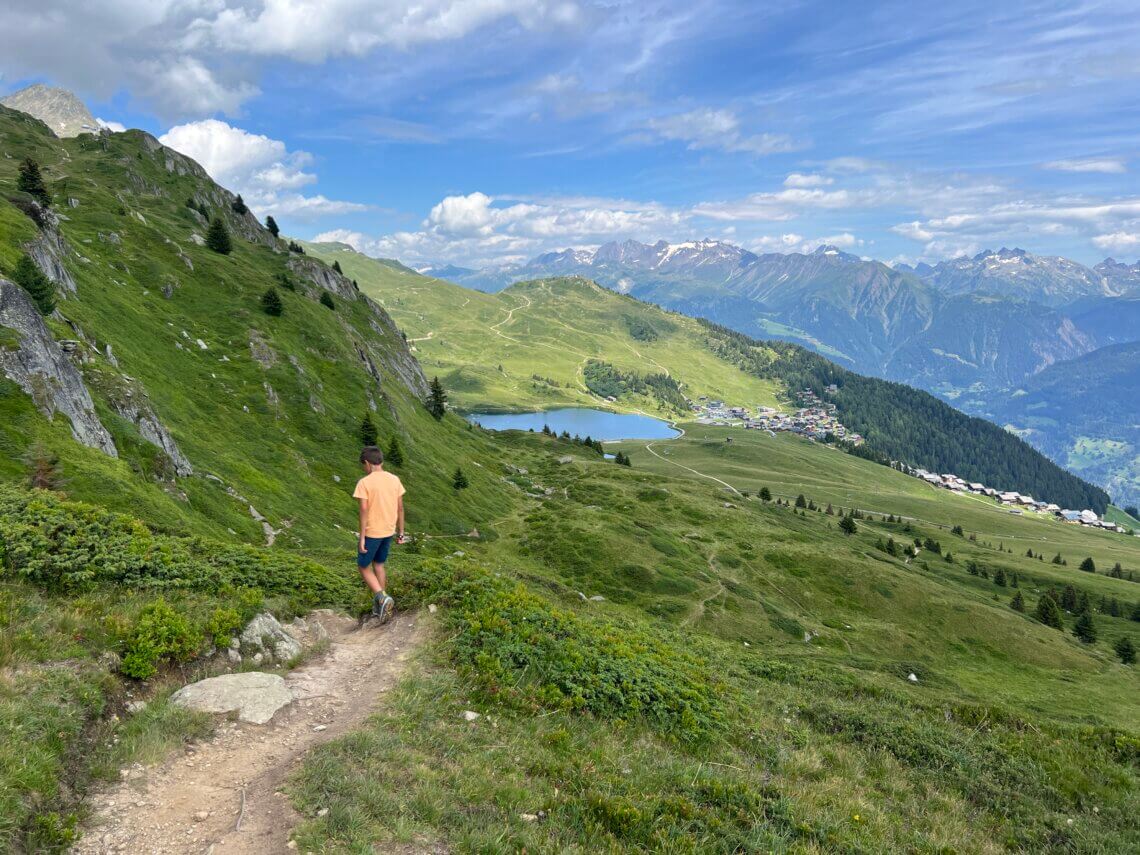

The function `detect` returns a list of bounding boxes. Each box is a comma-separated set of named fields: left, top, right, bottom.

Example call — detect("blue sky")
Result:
left=2, top=0, right=1139, bottom=267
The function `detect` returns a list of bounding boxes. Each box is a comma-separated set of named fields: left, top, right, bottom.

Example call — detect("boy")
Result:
left=353, top=445, right=406, bottom=623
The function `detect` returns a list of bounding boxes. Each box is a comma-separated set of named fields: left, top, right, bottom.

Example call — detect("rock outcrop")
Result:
left=0, top=277, right=117, bottom=456
left=101, top=377, right=193, bottom=476
left=26, top=221, right=78, bottom=296
left=287, top=255, right=360, bottom=301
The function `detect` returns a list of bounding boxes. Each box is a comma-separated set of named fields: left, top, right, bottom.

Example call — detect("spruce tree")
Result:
left=231, top=194, right=248, bottom=214
left=265, top=215, right=280, bottom=238
left=759, top=487, right=771, bottom=502
left=1073, top=610, right=1097, bottom=644
left=206, top=217, right=232, bottom=254
left=360, top=411, right=378, bottom=447
left=332, top=260, right=343, bottom=273
left=17, top=157, right=50, bottom=205
left=620, top=453, right=631, bottom=467
left=260, top=286, right=283, bottom=316
left=1114, top=636, right=1136, bottom=665
left=795, top=494, right=807, bottom=509
left=839, top=514, right=857, bottom=536
left=320, top=291, right=335, bottom=310
left=994, top=568, right=1007, bottom=586
left=385, top=435, right=405, bottom=467
left=1052, top=552, right=1063, bottom=565
left=12, top=254, right=56, bottom=315
left=1010, top=591, right=1025, bottom=612
left=1035, top=595, right=1064, bottom=629
left=1080, top=556, right=1096, bottom=573
left=426, top=376, right=447, bottom=420
left=452, top=467, right=469, bottom=490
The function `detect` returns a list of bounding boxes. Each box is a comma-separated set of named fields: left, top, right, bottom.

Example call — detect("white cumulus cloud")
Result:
left=159, top=119, right=366, bottom=220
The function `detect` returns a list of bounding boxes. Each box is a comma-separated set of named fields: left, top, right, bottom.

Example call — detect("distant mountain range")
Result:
left=0, top=83, right=106, bottom=138
left=429, top=238, right=1140, bottom=504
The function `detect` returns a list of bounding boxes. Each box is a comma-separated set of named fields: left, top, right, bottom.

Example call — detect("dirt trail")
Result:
left=76, top=614, right=426, bottom=855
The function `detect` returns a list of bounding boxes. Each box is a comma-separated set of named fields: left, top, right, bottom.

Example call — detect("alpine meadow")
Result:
left=2, top=5, right=1140, bottom=854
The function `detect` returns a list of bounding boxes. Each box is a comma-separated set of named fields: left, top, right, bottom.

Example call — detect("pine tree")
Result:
left=12, top=254, right=56, bottom=315
left=360, top=411, right=378, bottom=447
left=1052, top=552, right=1063, bottom=565
left=332, top=260, right=342, bottom=274
left=759, top=487, right=771, bottom=502
left=452, top=467, right=469, bottom=490
left=17, top=157, right=50, bottom=205
left=231, top=194, right=248, bottom=214
left=260, top=286, right=283, bottom=316
left=994, top=568, right=1007, bottom=586
left=384, top=435, right=405, bottom=467
left=265, top=215, right=280, bottom=238
left=1010, top=591, right=1025, bottom=612
left=839, top=514, right=857, bottom=536
left=206, top=217, right=232, bottom=254
left=1132, top=601, right=1140, bottom=622
left=1035, top=595, right=1064, bottom=629
left=1080, top=556, right=1096, bottom=573
left=1061, top=584, right=1078, bottom=612
left=795, top=494, right=807, bottom=509
left=1114, top=636, right=1136, bottom=665
left=1110, top=562, right=1124, bottom=579
left=1073, top=610, right=1097, bottom=644
left=320, top=291, right=335, bottom=310
left=426, top=376, right=447, bottom=420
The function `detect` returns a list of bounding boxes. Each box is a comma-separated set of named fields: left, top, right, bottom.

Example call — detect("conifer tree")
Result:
left=994, top=568, right=1007, bottom=586
left=265, top=215, right=280, bottom=238
left=795, top=494, right=807, bottom=509
left=1052, top=552, right=1063, bottom=565
left=17, top=157, right=50, bottom=205
left=385, top=435, right=405, bottom=467
left=759, top=487, right=771, bottom=502
left=1073, top=610, right=1097, bottom=644
left=360, top=411, right=378, bottom=447
left=1010, top=591, right=1025, bottom=612
left=332, top=260, right=342, bottom=273
left=320, top=291, right=335, bottom=310
left=1035, top=595, right=1064, bottom=629
left=1080, top=556, right=1096, bottom=573
left=426, top=376, right=447, bottom=420
left=1110, top=562, right=1124, bottom=579
left=452, top=467, right=469, bottom=490
left=260, top=286, right=283, bottom=316
left=231, top=194, right=248, bottom=214
left=12, top=254, right=56, bottom=315
left=839, top=514, right=857, bottom=536
left=1061, top=584, right=1078, bottom=612
left=1114, top=636, right=1136, bottom=665
left=206, top=217, right=232, bottom=254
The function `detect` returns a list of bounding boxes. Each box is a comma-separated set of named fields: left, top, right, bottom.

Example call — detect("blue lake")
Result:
left=466, top=408, right=679, bottom=441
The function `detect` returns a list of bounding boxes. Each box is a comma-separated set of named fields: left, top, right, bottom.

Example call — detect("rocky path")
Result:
left=76, top=613, right=426, bottom=854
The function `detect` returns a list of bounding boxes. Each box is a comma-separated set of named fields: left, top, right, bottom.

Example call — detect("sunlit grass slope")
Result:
left=304, top=241, right=782, bottom=415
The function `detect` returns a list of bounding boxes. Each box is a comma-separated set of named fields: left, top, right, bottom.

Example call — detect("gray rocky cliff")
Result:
left=0, top=277, right=117, bottom=456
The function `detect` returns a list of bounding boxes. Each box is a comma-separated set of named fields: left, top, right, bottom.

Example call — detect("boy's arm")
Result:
left=357, top=498, right=368, bottom=551
left=397, top=495, right=405, bottom=540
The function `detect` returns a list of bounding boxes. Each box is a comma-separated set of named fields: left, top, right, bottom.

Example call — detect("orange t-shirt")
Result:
left=352, top=470, right=406, bottom=538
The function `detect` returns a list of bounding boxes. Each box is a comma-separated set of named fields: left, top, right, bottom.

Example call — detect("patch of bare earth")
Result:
left=74, top=612, right=426, bottom=854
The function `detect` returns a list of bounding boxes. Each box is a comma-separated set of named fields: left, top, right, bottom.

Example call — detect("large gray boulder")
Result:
left=0, top=277, right=117, bottom=456
left=240, top=613, right=303, bottom=662
left=170, top=672, right=292, bottom=724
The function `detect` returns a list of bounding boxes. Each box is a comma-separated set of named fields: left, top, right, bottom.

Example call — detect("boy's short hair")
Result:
left=360, top=446, right=384, bottom=465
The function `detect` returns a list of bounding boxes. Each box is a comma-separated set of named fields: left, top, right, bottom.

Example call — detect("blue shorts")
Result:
left=357, top=535, right=393, bottom=568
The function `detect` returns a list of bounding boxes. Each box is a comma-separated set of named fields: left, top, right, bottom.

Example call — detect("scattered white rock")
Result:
left=428, top=604, right=438, bottom=614
left=588, top=595, right=605, bottom=602
left=196, top=339, right=208, bottom=350
left=193, top=811, right=209, bottom=823
left=317, top=808, right=329, bottom=817
left=576, top=591, right=587, bottom=601
left=312, top=724, right=327, bottom=732
left=558, top=455, right=573, bottom=464
left=463, top=710, right=480, bottom=722
left=520, top=813, right=539, bottom=822
left=171, top=672, right=293, bottom=725
left=125, top=700, right=148, bottom=715
left=907, top=673, right=919, bottom=683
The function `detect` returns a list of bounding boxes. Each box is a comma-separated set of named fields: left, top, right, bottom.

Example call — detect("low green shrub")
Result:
left=392, top=558, right=724, bottom=743
left=205, top=607, right=244, bottom=649
left=0, top=487, right=357, bottom=608
left=120, top=598, right=202, bottom=680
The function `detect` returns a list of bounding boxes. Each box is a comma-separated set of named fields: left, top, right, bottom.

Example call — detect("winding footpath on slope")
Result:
left=76, top=614, right=426, bottom=855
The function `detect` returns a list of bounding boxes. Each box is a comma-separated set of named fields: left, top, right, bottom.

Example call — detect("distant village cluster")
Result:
left=907, top=467, right=1132, bottom=534
left=691, top=388, right=864, bottom=445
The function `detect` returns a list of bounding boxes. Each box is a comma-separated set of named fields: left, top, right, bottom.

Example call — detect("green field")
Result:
left=304, top=242, right=782, bottom=416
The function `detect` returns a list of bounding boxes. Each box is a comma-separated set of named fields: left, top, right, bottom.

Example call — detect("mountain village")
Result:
left=691, top=388, right=865, bottom=445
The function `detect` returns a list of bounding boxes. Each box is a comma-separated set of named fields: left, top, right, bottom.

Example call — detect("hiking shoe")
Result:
left=371, top=592, right=385, bottom=617
left=376, top=594, right=395, bottom=625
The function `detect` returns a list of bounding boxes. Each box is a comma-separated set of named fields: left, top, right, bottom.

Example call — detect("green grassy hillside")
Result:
left=304, top=241, right=782, bottom=415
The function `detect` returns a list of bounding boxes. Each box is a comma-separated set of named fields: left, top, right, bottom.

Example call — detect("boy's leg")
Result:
left=372, top=561, right=388, bottom=593
left=358, top=564, right=382, bottom=594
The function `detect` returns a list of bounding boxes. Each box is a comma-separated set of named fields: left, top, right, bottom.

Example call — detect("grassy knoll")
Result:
left=304, top=242, right=782, bottom=415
